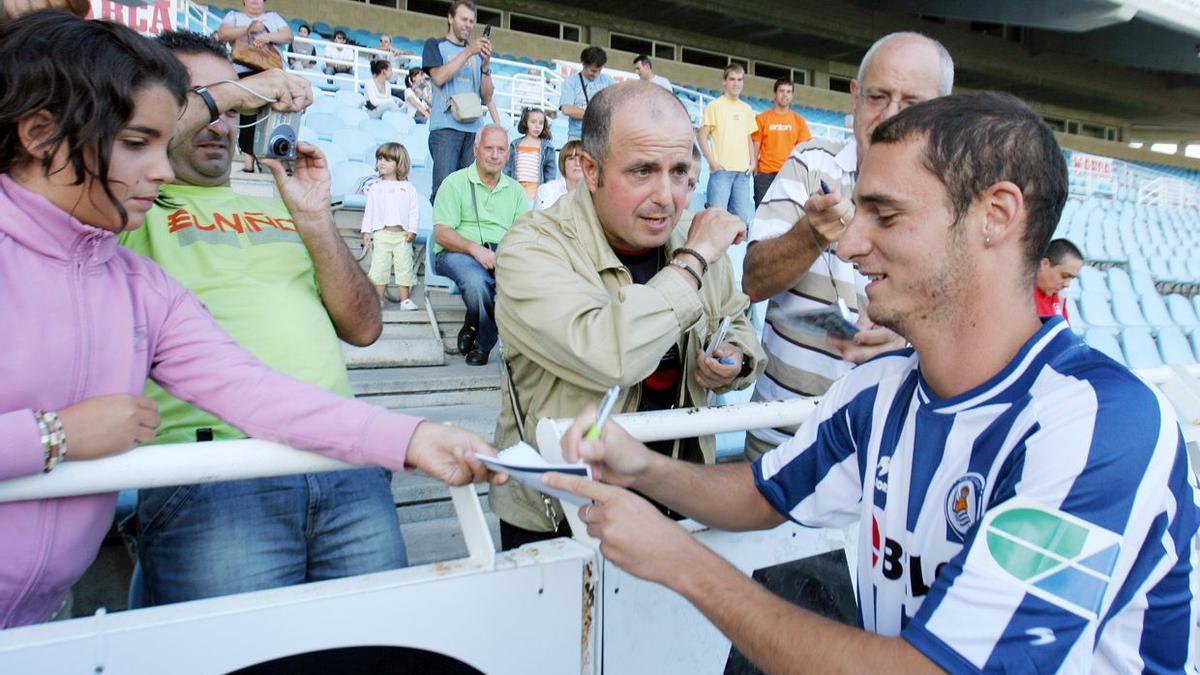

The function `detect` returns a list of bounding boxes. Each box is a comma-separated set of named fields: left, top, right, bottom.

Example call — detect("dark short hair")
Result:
left=870, top=91, right=1068, bottom=273
left=1044, top=238, right=1083, bottom=265
left=517, top=107, right=551, bottom=140
left=333, top=30, right=347, bottom=40
left=0, top=12, right=189, bottom=227
left=773, top=78, right=794, bottom=93
left=581, top=45, right=607, bottom=68
left=406, top=67, right=424, bottom=87
left=449, top=0, right=476, bottom=18
left=370, top=59, right=390, bottom=76
left=156, top=29, right=229, bottom=61
left=633, top=54, right=652, bottom=68
left=298, top=23, right=311, bottom=33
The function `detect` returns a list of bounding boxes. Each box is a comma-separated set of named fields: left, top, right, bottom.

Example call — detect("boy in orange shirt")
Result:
left=751, top=78, right=812, bottom=206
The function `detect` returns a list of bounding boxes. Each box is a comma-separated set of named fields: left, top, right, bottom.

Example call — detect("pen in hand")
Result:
left=585, top=386, right=620, bottom=441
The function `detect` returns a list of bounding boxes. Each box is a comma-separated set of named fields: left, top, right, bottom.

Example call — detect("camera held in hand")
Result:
left=252, top=109, right=302, bottom=160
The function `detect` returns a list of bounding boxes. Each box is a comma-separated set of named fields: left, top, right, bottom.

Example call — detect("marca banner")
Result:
left=87, top=0, right=175, bottom=35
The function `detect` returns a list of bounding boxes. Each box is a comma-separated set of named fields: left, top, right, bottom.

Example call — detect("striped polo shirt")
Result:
left=746, top=137, right=864, bottom=457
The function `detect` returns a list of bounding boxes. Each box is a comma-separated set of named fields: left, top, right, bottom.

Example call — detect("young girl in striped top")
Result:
left=503, top=107, right=556, bottom=200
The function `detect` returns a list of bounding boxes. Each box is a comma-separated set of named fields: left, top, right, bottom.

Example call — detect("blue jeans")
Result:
left=434, top=250, right=497, bottom=352
left=429, top=128, right=476, bottom=202
left=131, top=468, right=406, bottom=607
left=706, top=170, right=754, bottom=225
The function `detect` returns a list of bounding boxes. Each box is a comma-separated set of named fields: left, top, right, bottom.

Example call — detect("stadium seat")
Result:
left=1156, top=326, right=1196, bottom=365
left=329, top=160, right=374, bottom=203
left=330, top=128, right=376, bottom=165
left=1167, top=294, right=1200, bottom=329
left=1120, top=328, right=1163, bottom=369
left=1130, top=268, right=1158, bottom=297
left=298, top=125, right=318, bottom=143
left=1078, top=291, right=1118, bottom=327
left=1106, top=267, right=1136, bottom=298
left=313, top=140, right=348, bottom=165
left=382, top=110, right=416, bottom=135
left=1110, top=293, right=1148, bottom=327
left=1085, top=329, right=1125, bottom=365
left=360, top=118, right=398, bottom=144
left=1140, top=292, right=1173, bottom=328
left=334, top=89, right=365, bottom=109
left=302, top=111, right=344, bottom=141
left=339, top=107, right=370, bottom=128
left=308, top=95, right=340, bottom=116
left=1063, top=296, right=1086, bottom=334
left=1078, top=265, right=1108, bottom=298
left=423, top=237, right=460, bottom=297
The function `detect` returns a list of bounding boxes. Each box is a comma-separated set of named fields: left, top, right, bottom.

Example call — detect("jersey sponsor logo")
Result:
left=979, top=498, right=1121, bottom=620
left=871, top=513, right=947, bottom=597
left=875, top=455, right=890, bottom=494
left=945, top=472, right=985, bottom=541
left=766, top=123, right=794, bottom=132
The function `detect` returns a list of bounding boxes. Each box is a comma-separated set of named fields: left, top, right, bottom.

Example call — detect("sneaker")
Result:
left=465, top=348, right=489, bottom=366
left=456, top=323, right=477, bottom=355
left=399, top=298, right=419, bottom=311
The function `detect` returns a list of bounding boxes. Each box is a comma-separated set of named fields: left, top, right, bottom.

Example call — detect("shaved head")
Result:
left=582, top=80, right=690, bottom=176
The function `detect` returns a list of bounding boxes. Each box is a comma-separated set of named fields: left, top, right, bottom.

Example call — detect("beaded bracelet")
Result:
left=33, top=409, right=67, bottom=473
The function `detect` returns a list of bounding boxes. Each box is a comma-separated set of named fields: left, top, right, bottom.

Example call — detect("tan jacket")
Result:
left=491, top=186, right=766, bottom=532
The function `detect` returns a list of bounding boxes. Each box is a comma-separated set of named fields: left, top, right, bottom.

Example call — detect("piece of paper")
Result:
left=476, top=442, right=593, bottom=506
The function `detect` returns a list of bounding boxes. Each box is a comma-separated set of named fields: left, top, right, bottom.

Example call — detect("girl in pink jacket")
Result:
left=0, top=13, right=497, bottom=629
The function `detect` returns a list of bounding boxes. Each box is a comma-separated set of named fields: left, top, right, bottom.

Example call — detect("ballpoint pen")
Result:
left=585, top=385, right=620, bottom=440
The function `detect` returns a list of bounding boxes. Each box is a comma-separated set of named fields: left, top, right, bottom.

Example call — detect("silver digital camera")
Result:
left=252, top=110, right=302, bottom=160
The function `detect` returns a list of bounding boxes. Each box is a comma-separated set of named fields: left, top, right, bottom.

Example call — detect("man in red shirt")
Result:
left=751, top=78, right=812, bottom=206
left=1034, top=238, right=1083, bottom=322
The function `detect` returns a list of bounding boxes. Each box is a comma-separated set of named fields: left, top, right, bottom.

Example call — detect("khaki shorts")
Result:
left=367, top=229, right=416, bottom=287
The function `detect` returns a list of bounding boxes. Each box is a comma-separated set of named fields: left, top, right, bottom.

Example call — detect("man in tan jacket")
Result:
left=493, top=81, right=765, bottom=550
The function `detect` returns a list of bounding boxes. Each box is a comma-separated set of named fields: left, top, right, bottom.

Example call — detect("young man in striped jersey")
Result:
left=741, top=32, right=954, bottom=462
left=548, top=91, right=1198, bottom=673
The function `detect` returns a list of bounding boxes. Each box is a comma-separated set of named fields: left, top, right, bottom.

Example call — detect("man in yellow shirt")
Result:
left=699, top=64, right=757, bottom=224
left=751, top=78, right=812, bottom=206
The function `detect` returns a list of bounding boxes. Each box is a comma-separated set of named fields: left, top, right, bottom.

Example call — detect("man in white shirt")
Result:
left=633, top=54, right=672, bottom=91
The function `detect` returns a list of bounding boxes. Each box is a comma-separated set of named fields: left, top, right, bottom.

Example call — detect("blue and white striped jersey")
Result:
left=754, top=317, right=1199, bottom=672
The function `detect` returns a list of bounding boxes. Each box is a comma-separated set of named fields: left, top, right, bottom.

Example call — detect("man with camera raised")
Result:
left=117, top=31, right=405, bottom=608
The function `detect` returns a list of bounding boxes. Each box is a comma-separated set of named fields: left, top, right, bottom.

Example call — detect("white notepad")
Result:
left=476, top=442, right=593, bottom=506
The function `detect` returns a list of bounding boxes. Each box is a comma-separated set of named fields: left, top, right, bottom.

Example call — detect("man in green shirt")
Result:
left=117, top=31, right=403, bottom=607
left=433, top=124, right=530, bottom=366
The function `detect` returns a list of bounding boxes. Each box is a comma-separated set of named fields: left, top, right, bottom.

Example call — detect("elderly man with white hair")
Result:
left=432, top=124, right=529, bottom=366
left=741, top=31, right=955, bottom=461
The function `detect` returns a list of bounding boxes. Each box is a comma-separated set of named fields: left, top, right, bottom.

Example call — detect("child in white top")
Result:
left=362, top=143, right=420, bottom=310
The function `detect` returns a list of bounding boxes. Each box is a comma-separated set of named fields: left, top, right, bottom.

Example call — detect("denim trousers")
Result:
left=131, top=467, right=406, bottom=607
left=706, top=170, right=755, bottom=225
left=428, top=128, right=476, bottom=202
left=753, top=171, right=778, bottom=206
left=435, top=250, right=498, bottom=352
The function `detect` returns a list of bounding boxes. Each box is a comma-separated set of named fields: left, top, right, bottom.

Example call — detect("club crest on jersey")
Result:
left=945, top=473, right=985, bottom=541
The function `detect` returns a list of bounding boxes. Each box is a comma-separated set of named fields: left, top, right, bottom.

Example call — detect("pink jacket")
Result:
left=0, top=174, right=421, bottom=628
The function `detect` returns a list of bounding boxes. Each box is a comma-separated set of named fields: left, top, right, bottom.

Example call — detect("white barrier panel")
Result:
left=0, top=536, right=597, bottom=675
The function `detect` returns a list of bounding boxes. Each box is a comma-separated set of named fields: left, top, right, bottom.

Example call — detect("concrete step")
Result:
left=348, top=360, right=500, bottom=397
left=341, top=336, right=445, bottom=368
left=359, top=387, right=500, bottom=410
left=399, top=403, right=501, bottom=443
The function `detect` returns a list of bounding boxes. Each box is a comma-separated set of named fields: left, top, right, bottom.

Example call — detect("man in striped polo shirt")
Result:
left=741, top=32, right=955, bottom=461
left=548, top=92, right=1198, bottom=672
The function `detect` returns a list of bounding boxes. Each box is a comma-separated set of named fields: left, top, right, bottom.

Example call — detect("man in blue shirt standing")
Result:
left=559, top=45, right=614, bottom=141
left=423, top=0, right=494, bottom=200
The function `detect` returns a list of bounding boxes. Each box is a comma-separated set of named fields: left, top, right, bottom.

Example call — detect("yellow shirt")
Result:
left=701, top=95, right=757, bottom=172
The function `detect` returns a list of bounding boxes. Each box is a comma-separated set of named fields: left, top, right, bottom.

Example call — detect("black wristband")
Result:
left=669, top=258, right=703, bottom=290
left=191, top=85, right=220, bottom=124
left=481, top=69, right=491, bottom=76
left=672, top=247, right=709, bottom=274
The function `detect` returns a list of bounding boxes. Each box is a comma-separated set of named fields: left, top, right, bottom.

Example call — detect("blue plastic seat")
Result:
left=1063, top=296, right=1086, bottom=334
left=1120, top=328, right=1163, bottom=369
left=381, top=110, right=415, bottom=135
left=1167, top=294, right=1200, bottom=329
left=1085, top=329, right=1125, bottom=365
left=329, top=160, right=374, bottom=203
left=312, top=140, right=348, bottom=165
left=302, top=111, right=344, bottom=141
left=330, top=128, right=376, bottom=165
left=1106, top=267, right=1135, bottom=298
left=423, top=236, right=460, bottom=296
left=308, top=95, right=340, bottom=115
left=1156, top=326, right=1196, bottom=365
left=333, top=89, right=365, bottom=109
left=1130, top=268, right=1158, bottom=297
left=1110, top=293, right=1148, bottom=327
left=1078, top=265, right=1108, bottom=299
left=1078, top=291, right=1118, bottom=328
left=338, top=107, right=370, bottom=128
left=1140, top=292, right=1173, bottom=328
left=360, top=118, right=398, bottom=144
